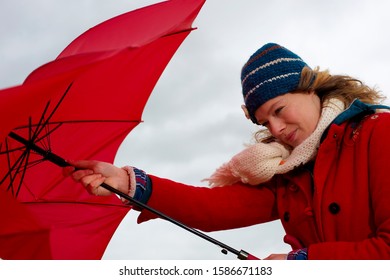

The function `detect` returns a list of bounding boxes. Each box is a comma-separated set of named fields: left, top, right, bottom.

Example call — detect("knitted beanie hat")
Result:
left=241, top=43, right=309, bottom=124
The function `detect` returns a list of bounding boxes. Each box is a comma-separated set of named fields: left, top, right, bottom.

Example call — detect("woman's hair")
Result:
left=254, top=66, right=386, bottom=143
left=298, top=66, right=385, bottom=106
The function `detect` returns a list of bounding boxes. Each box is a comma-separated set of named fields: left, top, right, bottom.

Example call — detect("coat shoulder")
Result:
left=346, top=111, right=390, bottom=140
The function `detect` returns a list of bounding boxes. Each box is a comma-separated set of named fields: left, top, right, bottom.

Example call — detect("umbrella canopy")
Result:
left=0, top=189, right=129, bottom=259
left=0, top=0, right=206, bottom=259
left=0, top=190, right=52, bottom=259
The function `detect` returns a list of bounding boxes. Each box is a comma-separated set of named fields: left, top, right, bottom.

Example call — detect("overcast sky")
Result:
left=1, top=0, right=390, bottom=260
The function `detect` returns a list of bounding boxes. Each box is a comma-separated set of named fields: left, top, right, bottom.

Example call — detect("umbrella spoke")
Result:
left=0, top=133, right=45, bottom=196
left=0, top=147, right=46, bottom=197
left=2, top=84, right=71, bottom=163
left=0, top=145, right=26, bottom=155
left=14, top=146, right=32, bottom=197
left=30, top=101, right=51, bottom=143
left=22, top=157, right=47, bottom=170
left=1, top=150, right=29, bottom=196
left=34, top=123, right=63, bottom=151
left=33, top=82, right=73, bottom=143
left=0, top=142, right=18, bottom=195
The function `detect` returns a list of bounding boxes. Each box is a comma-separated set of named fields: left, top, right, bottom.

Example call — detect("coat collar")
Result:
left=321, top=99, right=390, bottom=142
left=333, top=99, right=390, bottom=125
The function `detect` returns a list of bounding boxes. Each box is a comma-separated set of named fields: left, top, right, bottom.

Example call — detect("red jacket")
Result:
left=138, top=110, right=390, bottom=259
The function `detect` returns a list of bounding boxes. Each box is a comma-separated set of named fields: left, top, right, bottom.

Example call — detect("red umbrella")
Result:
left=1, top=0, right=260, bottom=260
left=0, top=0, right=206, bottom=259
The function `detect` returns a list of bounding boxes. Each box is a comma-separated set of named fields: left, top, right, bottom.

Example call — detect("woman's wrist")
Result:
left=120, top=166, right=148, bottom=205
left=121, top=166, right=136, bottom=200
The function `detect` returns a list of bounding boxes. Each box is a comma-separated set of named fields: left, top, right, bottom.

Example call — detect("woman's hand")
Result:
left=63, top=159, right=129, bottom=196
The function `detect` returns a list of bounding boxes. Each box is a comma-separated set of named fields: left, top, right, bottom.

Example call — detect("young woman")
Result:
left=65, top=43, right=390, bottom=260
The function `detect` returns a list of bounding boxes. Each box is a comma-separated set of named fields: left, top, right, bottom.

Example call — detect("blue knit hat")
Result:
left=241, top=43, right=309, bottom=124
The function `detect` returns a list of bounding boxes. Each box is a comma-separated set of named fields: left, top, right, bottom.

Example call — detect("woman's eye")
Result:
left=275, top=106, right=284, bottom=115
left=261, top=121, right=269, bottom=127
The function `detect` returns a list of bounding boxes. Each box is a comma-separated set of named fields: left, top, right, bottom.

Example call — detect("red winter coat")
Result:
left=138, top=111, right=390, bottom=259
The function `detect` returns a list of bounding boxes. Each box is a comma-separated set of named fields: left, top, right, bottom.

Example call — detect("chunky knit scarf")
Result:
left=204, top=98, right=345, bottom=187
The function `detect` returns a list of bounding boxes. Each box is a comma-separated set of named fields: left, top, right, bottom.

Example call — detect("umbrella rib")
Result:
left=1, top=139, right=16, bottom=195
left=19, top=157, right=47, bottom=171
left=30, top=100, right=51, bottom=143
left=32, top=83, right=73, bottom=142
left=1, top=147, right=28, bottom=195
left=162, top=27, right=196, bottom=38
left=34, top=123, right=63, bottom=150
left=12, top=119, right=140, bottom=131
left=0, top=145, right=26, bottom=155
left=14, top=145, right=31, bottom=197
left=0, top=134, right=44, bottom=196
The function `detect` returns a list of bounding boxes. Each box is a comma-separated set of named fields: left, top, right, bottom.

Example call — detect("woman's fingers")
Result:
left=67, top=159, right=116, bottom=177
left=63, top=159, right=125, bottom=196
left=80, top=173, right=102, bottom=187
left=80, top=174, right=111, bottom=196
left=67, top=159, right=99, bottom=170
left=71, top=169, right=94, bottom=181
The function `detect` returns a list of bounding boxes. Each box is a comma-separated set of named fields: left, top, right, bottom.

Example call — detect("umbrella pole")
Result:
left=97, top=182, right=258, bottom=260
left=8, top=131, right=259, bottom=260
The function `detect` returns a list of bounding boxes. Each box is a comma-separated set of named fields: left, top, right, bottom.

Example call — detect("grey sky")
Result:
left=1, top=0, right=390, bottom=259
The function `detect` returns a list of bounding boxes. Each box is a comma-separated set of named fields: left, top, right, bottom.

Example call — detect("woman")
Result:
left=64, top=43, right=390, bottom=259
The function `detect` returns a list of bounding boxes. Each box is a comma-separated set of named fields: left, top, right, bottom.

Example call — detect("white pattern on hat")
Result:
left=244, top=72, right=300, bottom=102
left=242, top=57, right=304, bottom=85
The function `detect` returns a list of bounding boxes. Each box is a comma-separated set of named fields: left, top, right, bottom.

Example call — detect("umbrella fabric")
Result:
left=0, top=190, right=52, bottom=259
left=0, top=190, right=129, bottom=259
left=0, top=0, right=205, bottom=259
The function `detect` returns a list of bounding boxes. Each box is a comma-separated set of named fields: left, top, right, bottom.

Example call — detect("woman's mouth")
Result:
left=285, top=130, right=297, bottom=145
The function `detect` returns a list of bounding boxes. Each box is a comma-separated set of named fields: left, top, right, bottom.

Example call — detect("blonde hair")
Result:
left=254, top=66, right=386, bottom=143
left=298, top=66, right=385, bottom=106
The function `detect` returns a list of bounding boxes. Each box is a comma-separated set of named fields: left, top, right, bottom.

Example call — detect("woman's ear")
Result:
left=241, top=104, right=250, bottom=120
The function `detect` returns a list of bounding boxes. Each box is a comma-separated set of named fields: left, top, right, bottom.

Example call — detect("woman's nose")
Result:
left=268, top=118, right=285, bottom=137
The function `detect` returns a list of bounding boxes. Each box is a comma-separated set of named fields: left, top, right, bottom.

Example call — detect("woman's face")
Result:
left=254, top=91, right=321, bottom=147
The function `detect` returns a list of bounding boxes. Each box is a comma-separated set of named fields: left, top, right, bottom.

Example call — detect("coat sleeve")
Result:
left=309, top=113, right=390, bottom=259
left=137, top=175, right=278, bottom=232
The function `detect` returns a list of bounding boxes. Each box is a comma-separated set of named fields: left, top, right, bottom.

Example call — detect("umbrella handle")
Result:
left=8, top=131, right=260, bottom=260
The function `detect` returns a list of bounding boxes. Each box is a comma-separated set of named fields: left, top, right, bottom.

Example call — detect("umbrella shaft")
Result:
left=8, top=132, right=255, bottom=259
left=101, top=182, right=255, bottom=259
left=99, top=181, right=245, bottom=258
left=8, top=132, right=68, bottom=167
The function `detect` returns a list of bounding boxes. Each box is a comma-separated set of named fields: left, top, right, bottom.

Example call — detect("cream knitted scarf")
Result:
left=204, top=98, right=345, bottom=187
